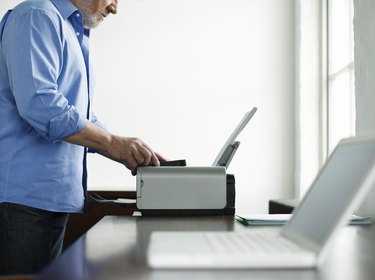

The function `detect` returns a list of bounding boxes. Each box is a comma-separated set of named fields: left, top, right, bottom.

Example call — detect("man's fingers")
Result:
left=138, top=147, right=153, bottom=166
left=152, top=153, right=160, bottom=166
left=132, top=149, right=145, bottom=165
left=139, top=142, right=160, bottom=166
left=112, top=137, right=166, bottom=175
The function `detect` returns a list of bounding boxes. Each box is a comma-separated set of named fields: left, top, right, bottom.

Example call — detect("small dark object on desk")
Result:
left=269, top=199, right=298, bottom=214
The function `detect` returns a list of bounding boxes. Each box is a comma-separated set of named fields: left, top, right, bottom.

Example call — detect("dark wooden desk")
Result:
left=63, top=191, right=137, bottom=250
left=37, top=215, right=375, bottom=280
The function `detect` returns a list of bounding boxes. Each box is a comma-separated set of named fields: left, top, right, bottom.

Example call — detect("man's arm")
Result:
left=64, top=123, right=165, bottom=175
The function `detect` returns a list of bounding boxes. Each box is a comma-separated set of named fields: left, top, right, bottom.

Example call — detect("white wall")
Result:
left=1, top=0, right=296, bottom=214
left=354, top=0, right=375, bottom=218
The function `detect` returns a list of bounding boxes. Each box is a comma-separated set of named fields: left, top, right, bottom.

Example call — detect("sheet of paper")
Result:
left=235, top=214, right=372, bottom=226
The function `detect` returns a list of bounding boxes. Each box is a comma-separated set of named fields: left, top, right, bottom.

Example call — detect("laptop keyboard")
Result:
left=204, top=231, right=303, bottom=254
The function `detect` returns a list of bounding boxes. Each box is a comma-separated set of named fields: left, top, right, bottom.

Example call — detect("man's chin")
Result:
left=83, top=16, right=103, bottom=29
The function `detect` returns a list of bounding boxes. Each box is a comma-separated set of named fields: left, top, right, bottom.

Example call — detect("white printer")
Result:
left=136, top=108, right=257, bottom=216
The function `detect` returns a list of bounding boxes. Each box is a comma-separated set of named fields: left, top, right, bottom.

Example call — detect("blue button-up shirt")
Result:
left=0, top=0, right=103, bottom=213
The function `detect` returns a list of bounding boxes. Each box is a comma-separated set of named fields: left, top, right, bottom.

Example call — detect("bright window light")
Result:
left=328, top=0, right=355, bottom=153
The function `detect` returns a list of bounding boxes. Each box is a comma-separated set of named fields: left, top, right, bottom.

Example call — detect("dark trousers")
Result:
left=0, top=202, right=69, bottom=275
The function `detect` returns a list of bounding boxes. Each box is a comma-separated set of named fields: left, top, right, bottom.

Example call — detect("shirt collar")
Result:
left=50, top=0, right=80, bottom=20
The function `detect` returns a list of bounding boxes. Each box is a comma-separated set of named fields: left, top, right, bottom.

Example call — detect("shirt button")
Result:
left=76, top=32, right=80, bottom=36
left=76, top=13, right=80, bottom=17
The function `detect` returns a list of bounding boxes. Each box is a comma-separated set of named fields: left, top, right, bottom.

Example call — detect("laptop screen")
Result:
left=285, top=137, right=375, bottom=245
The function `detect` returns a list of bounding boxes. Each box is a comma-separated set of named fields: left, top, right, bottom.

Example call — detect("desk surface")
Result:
left=36, top=215, right=375, bottom=280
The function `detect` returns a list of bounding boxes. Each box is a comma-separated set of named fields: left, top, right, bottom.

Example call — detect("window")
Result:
left=295, top=0, right=355, bottom=197
left=327, top=0, right=355, bottom=153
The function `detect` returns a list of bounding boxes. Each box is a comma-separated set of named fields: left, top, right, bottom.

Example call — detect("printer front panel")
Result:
left=136, top=167, right=227, bottom=210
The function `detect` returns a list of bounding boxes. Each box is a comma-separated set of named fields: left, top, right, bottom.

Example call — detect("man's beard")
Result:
left=83, top=13, right=103, bottom=29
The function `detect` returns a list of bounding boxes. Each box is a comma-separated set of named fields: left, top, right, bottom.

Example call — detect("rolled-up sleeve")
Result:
left=49, top=106, right=89, bottom=141
left=90, top=111, right=106, bottom=130
left=2, top=9, right=88, bottom=142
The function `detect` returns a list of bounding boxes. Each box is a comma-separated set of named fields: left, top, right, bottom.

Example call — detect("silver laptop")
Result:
left=147, top=135, right=375, bottom=269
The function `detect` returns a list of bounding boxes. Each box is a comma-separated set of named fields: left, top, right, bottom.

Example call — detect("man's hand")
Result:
left=64, top=123, right=167, bottom=175
left=103, top=135, right=167, bottom=175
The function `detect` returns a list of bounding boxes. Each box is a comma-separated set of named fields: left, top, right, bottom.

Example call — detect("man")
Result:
left=0, top=0, right=166, bottom=275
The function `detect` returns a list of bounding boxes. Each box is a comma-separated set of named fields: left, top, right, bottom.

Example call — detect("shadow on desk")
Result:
left=63, top=191, right=137, bottom=250
left=0, top=276, right=34, bottom=280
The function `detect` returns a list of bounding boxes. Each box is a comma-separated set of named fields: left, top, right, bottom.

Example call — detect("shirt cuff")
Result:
left=48, top=106, right=89, bottom=142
